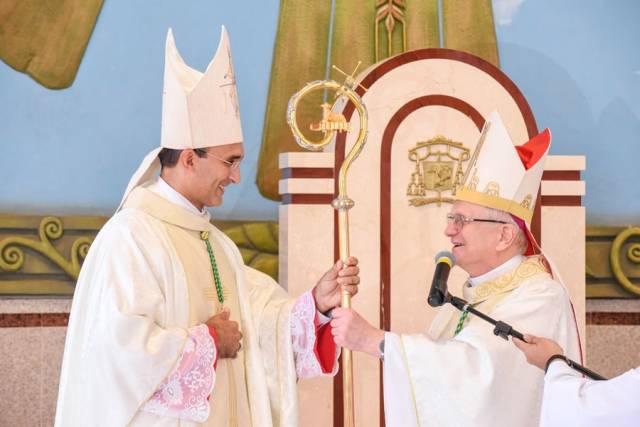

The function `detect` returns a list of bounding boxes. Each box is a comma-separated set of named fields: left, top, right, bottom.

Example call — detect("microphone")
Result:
left=427, top=251, right=456, bottom=307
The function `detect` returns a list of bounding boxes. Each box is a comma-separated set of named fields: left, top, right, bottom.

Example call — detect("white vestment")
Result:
left=55, top=185, right=317, bottom=426
left=383, top=256, right=581, bottom=427
left=540, top=361, right=640, bottom=427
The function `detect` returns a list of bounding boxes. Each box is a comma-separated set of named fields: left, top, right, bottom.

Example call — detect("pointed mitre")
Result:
left=456, top=110, right=551, bottom=227
left=118, top=26, right=243, bottom=210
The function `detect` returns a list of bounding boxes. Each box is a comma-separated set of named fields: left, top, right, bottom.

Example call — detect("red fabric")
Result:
left=569, top=302, right=585, bottom=365
left=515, top=128, right=550, bottom=170
left=510, top=214, right=540, bottom=256
left=313, top=312, right=336, bottom=373
left=206, top=324, right=219, bottom=370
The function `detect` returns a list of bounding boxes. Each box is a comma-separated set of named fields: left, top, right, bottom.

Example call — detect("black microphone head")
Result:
left=434, top=250, right=456, bottom=267
left=428, top=250, right=455, bottom=308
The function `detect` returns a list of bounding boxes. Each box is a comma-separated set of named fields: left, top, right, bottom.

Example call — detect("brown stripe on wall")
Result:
left=333, top=208, right=343, bottom=426
left=587, top=312, right=640, bottom=325
left=0, top=313, right=69, bottom=327
left=541, top=196, right=582, bottom=206
left=531, top=192, right=541, bottom=247
left=280, top=194, right=333, bottom=205
left=280, top=168, right=334, bottom=179
left=354, top=48, right=539, bottom=137
left=542, top=171, right=581, bottom=181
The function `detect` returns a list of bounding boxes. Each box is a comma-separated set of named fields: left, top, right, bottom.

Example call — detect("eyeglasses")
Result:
left=199, top=149, right=242, bottom=170
left=446, top=213, right=508, bottom=230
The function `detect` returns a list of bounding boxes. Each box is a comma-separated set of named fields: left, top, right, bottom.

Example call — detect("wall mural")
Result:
left=0, top=215, right=278, bottom=295
left=1, top=214, right=638, bottom=298
left=257, top=0, right=498, bottom=200
left=0, top=2, right=637, bottom=299
left=0, top=0, right=104, bottom=89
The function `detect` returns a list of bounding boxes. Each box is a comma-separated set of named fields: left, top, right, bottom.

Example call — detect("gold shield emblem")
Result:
left=423, top=161, right=453, bottom=191
left=407, top=135, right=470, bottom=206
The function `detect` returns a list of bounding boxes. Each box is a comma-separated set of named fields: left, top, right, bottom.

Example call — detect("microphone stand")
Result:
left=443, top=293, right=607, bottom=381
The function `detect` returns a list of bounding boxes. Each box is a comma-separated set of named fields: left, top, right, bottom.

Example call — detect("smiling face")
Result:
left=444, top=201, right=508, bottom=277
left=189, top=143, right=243, bottom=208
left=159, top=143, right=244, bottom=211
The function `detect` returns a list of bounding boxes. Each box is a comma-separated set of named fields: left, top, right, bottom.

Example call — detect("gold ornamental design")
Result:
left=0, top=216, right=92, bottom=280
left=375, top=0, right=407, bottom=62
left=484, top=181, right=500, bottom=197
left=220, top=47, right=240, bottom=117
left=610, top=227, right=640, bottom=296
left=407, top=135, right=470, bottom=206
left=286, top=62, right=367, bottom=152
left=473, top=256, right=548, bottom=302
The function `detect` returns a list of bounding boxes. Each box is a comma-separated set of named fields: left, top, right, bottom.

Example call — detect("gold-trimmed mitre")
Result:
left=456, top=111, right=551, bottom=226
left=118, top=26, right=243, bottom=210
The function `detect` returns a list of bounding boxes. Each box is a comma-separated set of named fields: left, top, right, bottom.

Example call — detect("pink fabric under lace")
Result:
left=141, top=324, right=216, bottom=422
left=142, top=291, right=335, bottom=422
left=291, top=290, right=339, bottom=378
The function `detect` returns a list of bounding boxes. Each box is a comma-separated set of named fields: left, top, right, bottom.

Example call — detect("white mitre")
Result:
left=456, top=110, right=550, bottom=226
left=118, top=26, right=243, bottom=210
left=456, top=110, right=551, bottom=255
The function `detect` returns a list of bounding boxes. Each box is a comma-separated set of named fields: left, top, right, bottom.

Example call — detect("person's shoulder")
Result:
left=98, top=208, right=163, bottom=245
left=515, top=258, right=567, bottom=299
left=243, top=264, right=278, bottom=286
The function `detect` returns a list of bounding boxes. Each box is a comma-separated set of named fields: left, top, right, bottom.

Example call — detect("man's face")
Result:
left=444, top=201, right=503, bottom=277
left=190, top=143, right=243, bottom=208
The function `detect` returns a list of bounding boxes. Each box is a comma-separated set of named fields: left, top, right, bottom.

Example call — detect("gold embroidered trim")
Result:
left=472, top=256, right=549, bottom=302
left=399, top=335, right=422, bottom=425
left=455, top=186, right=534, bottom=223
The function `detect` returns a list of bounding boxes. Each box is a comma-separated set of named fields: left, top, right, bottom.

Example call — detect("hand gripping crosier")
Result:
left=287, top=63, right=368, bottom=427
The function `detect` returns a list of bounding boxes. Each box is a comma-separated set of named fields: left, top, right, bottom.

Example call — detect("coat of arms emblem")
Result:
left=407, top=135, right=470, bottom=206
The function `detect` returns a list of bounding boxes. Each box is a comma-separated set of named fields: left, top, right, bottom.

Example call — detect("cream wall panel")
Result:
left=541, top=206, right=586, bottom=356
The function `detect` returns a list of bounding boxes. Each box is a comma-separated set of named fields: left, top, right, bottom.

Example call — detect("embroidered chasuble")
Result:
left=163, top=212, right=252, bottom=426
left=382, top=256, right=581, bottom=427
left=56, top=186, right=332, bottom=427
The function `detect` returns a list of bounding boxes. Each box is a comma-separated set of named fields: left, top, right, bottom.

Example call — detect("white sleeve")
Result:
left=541, top=362, right=640, bottom=427
left=381, top=277, right=579, bottom=427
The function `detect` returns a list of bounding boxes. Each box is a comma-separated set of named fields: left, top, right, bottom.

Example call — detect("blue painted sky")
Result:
left=0, top=0, right=638, bottom=224
left=494, top=0, right=640, bottom=224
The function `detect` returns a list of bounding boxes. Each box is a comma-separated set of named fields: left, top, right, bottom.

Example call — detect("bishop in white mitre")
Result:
left=55, top=27, right=359, bottom=427
left=331, top=111, right=582, bottom=427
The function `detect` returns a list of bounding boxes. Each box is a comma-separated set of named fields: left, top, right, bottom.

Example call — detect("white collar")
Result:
left=468, top=255, right=525, bottom=287
left=145, top=177, right=211, bottom=220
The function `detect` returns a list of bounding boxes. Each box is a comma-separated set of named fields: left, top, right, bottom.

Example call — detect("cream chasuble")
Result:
left=383, top=256, right=581, bottom=427
left=56, top=187, right=300, bottom=427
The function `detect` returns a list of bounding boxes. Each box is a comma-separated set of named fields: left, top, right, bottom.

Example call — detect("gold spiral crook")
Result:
left=286, top=63, right=368, bottom=427
left=286, top=62, right=368, bottom=155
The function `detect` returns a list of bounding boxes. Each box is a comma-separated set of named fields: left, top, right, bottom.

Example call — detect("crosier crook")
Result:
left=287, top=63, right=368, bottom=427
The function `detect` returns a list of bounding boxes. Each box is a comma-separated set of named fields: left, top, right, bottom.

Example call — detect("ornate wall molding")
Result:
left=2, top=214, right=637, bottom=298
left=0, top=214, right=278, bottom=296
left=587, top=226, right=640, bottom=298
left=0, top=216, right=93, bottom=280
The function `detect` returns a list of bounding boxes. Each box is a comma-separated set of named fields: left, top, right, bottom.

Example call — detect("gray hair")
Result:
left=483, top=206, right=528, bottom=254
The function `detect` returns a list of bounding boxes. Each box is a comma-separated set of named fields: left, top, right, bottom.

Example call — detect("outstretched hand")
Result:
left=313, top=257, right=360, bottom=314
left=206, top=308, right=243, bottom=359
left=330, top=307, right=384, bottom=357
left=513, top=334, right=564, bottom=370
